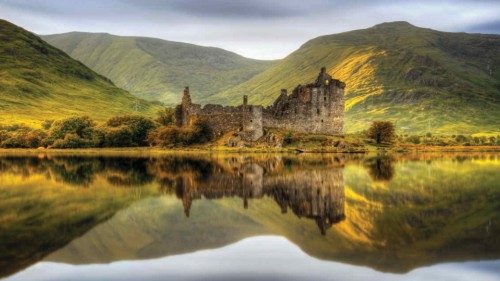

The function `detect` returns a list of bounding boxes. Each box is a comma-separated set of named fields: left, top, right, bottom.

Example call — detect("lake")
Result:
left=0, top=152, right=498, bottom=281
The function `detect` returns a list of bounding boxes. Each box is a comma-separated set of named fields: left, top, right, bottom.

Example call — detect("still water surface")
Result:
left=0, top=153, right=498, bottom=280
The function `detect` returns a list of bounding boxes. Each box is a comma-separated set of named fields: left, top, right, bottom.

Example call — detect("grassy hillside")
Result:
left=210, top=22, right=500, bottom=134
left=0, top=20, right=161, bottom=127
left=42, top=32, right=275, bottom=105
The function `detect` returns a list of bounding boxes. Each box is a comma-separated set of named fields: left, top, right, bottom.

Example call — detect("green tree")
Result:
left=367, top=121, right=395, bottom=144
left=105, top=115, right=156, bottom=146
left=43, top=116, right=95, bottom=148
left=155, top=108, right=176, bottom=126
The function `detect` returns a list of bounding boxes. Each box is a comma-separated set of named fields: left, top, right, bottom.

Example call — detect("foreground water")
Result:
left=0, top=152, right=498, bottom=281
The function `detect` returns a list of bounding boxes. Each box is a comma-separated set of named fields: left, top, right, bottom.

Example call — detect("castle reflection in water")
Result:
left=0, top=154, right=357, bottom=234
left=150, top=156, right=346, bottom=235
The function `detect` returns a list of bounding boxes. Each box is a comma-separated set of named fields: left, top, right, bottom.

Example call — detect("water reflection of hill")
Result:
left=0, top=153, right=499, bottom=277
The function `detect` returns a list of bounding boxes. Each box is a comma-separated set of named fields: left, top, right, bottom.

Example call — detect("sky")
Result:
left=0, top=0, right=499, bottom=60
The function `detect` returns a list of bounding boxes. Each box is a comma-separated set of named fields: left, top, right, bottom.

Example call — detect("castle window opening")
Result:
left=317, top=108, right=320, bottom=114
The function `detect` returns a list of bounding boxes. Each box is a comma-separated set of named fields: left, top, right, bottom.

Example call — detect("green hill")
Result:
left=0, top=20, right=161, bottom=127
left=209, top=22, right=500, bottom=134
left=42, top=32, right=275, bottom=105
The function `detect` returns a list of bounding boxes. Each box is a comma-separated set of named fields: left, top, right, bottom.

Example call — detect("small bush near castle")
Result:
left=283, top=131, right=294, bottom=145
left=368, top=121, right=395, bottom=144
left=103, top=115, right=156, bottom=147
left=155, top=108, right=176, bottom=126
left=147, top=119, right=213, bottom=147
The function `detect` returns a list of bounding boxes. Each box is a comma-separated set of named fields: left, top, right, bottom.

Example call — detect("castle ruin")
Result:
left=175, top=67, right=345, bottom=141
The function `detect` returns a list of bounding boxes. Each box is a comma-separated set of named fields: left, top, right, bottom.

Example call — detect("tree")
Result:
left=155, top=108, right=176, bottom=126
left=44, top=116, right=95, bottom=148
left=105, top=115, right=157, bottom=146
left=190, top=119, right=213, bottom=144
left=368, top=121, right=395, bottom=144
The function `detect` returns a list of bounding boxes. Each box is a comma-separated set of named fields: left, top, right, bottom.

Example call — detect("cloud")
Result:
left=0, top=0, right=499, bottom=59
left=153, top=0, right=301, bottom=18
left=468, top=20, right=500, bottom=34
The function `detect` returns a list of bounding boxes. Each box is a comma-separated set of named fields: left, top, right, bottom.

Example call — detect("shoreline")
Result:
left=0, top=145, right=499, bottom=156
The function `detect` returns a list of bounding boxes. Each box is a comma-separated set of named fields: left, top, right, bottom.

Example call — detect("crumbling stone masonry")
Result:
left=175, top=67, right=345, bottom=141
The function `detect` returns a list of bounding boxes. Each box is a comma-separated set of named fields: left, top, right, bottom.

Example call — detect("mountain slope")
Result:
left=210, top=22, right=500, bottom=134
left=0, top=20, right=161, bottom=127
left=42, top=32, right=275, bottom=105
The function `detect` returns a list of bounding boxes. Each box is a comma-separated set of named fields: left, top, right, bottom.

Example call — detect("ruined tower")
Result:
left=176, top=86, right=192, bottom=127
left=263, top=67, right=345, bottom=135
left=241, top=95, right=264, bottom=141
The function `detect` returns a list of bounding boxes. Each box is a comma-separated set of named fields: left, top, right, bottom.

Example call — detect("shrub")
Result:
left=1, top=136, right=26, bottom=148
left=367, top=121, right=395, bottom=144
left=103, top=126, right=134, bottom=147
left=51, top=133, right=93, bottom=149
left=0, top=130, right=11, bottom=144
left=283, top=131, right=293, bottom=145
left=190, top=119, right=213, bottom=144
left=406, top=135, right=420, bottom=144
left=41, top=119, right=54, bottom=130
left=46, top=116, right=94, bottom=145
left=148, top=119, right=213, bottom=147
left=155, top=108, right=176, bottom=126
left=455, top=135, right=468, bottom=143
left=0, top=127, right=47, bottom=148
left=105, top=115, right=156, bottom=146
left=44, top=116, right=95, bottom=148
left=25, top=129, right=48, bottom=148
left=147, top=126, right=183, bottom=147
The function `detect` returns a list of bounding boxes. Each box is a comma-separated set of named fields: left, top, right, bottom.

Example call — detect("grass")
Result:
left=42, top=32, right=275, bottom=105
left=0, top=19, right=162, bottom=127
left=208, top=22, right=500, bottom=135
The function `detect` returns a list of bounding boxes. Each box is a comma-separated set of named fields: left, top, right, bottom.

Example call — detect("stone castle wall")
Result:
left=175, top=68, right=345, bottom=141
left=262, top=67, right=345, bottom=135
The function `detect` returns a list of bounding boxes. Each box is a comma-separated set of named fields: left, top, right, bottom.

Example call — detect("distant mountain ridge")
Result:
left=40, top=21, right=500, bottom=134
left=42, top=32, right=275, bottom=105
left=0, top=19, right=161, bottom=126
left=210, top=21, right=500, bottom=134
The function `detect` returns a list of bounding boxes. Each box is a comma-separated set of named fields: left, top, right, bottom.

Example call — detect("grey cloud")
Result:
left=0, top=0, right=498, bottom=59
left=159, top=0, right=301, bottom=18
left=468, top=20, right=500, bottom=34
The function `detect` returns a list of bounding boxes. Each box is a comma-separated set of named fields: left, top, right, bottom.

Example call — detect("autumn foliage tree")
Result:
left=368, top=121, right=395, bottom=144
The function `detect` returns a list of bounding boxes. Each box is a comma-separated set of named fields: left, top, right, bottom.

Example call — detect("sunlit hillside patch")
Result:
left=210, top=22, right=500, bottom=134
left=0, top=20, right=162, bottom=127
